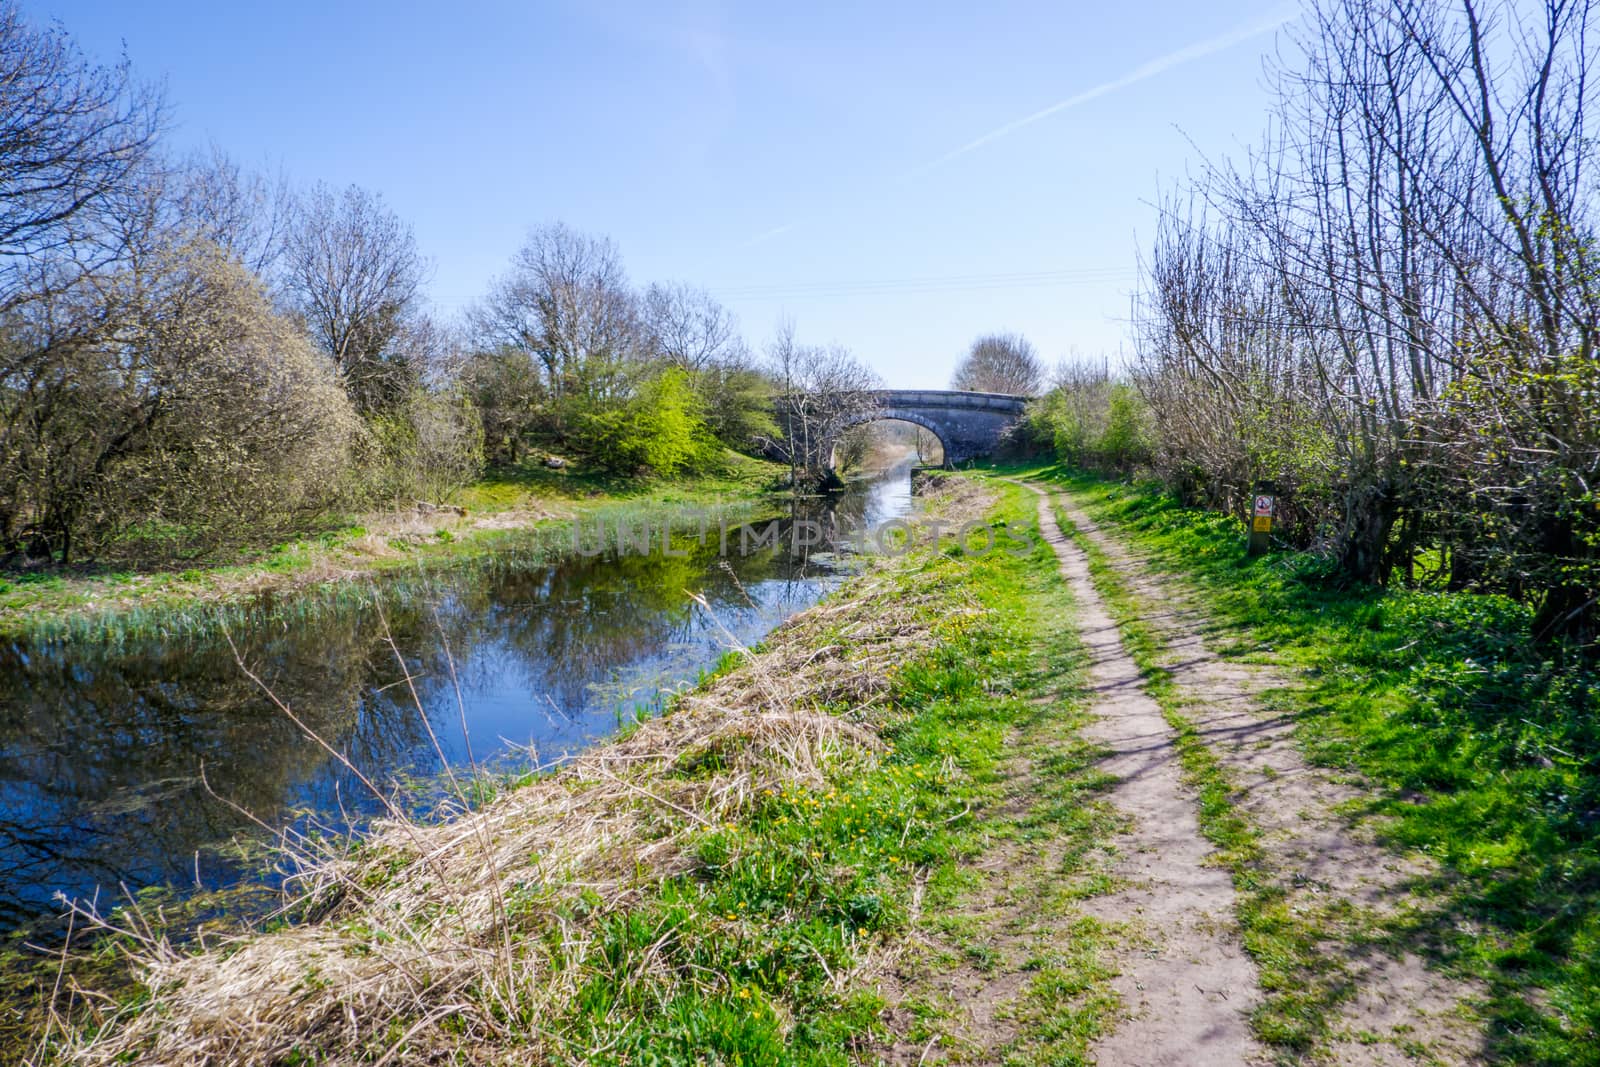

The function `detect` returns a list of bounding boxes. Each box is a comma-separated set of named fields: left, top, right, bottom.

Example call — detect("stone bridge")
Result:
left=775, top=389, right=1030, bottom=470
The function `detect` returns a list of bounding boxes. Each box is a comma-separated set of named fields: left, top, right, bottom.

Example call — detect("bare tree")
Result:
left=951, top=333, right=1043, bottom=395
left=1132, top=0, right=1600, bottom=637
left=640, top=282, right=742, bottom=382
left=0, top=2, right=161, bottom=294
left=767, top=320, right=883, bottom=483
left=175, top=145, right=292, bottom=276
left=281, top=183, right=426, bottom=414
left=471, top=223, right=641, bottom=417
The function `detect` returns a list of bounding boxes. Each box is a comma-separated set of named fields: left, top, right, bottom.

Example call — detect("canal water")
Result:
left=0, top=466, right=915, bottom=935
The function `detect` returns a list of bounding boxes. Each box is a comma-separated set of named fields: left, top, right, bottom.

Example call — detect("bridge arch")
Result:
left=771, top=388, right=1029, bottom=475
left=827, top=390, right=1027, bottom=470
left=831, top=409, right=952, bottom=466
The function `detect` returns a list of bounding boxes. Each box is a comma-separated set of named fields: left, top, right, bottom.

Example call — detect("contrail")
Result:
left=911, top=6, right=1295, bottom=176
left=742, top=7, right=1293, bottom=248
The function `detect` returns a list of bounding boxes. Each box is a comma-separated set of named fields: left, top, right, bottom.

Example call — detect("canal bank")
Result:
left=24, top=474, right=1138, bottom=1065
left=0, top=467, right=917, bottom=939
left=0, top=455, right=793, bottom=642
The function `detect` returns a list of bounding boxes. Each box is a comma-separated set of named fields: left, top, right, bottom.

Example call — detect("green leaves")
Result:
left=571, top=367, right=722, bottom=478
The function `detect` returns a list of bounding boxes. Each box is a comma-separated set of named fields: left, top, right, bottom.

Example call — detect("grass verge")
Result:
left=878, top=481, right=1126, bottom=1065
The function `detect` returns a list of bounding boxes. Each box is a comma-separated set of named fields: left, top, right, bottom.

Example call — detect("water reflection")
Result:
left=0, top=466, right=913, bottom=932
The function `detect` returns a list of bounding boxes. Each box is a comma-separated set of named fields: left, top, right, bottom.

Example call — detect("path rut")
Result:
left=1020, top=480, right=1267, bottom=1066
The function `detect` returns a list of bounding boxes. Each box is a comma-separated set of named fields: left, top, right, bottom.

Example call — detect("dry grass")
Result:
left=32, top=475, right=994, bottom=1066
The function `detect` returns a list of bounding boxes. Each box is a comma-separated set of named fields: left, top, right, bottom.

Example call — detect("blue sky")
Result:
left=43, top=1, right=1291, bottom=388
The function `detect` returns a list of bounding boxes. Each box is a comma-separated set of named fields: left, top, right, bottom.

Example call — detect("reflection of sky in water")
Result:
left=0, top=467, right=914, bottom=932
left=435, top=574, right=830, bottom=766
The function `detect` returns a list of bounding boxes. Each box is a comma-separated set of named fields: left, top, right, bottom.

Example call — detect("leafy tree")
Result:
left=458, top=346, right=545, bottom=465
left=360, top=390, right=485, bottom=504
left=470, top=223, right=642, bottom=435
left=695, top=361, right=779, bottom=449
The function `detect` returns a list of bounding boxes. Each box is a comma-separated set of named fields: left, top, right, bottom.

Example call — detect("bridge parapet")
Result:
left=880, top=389, right=1028, bottom=413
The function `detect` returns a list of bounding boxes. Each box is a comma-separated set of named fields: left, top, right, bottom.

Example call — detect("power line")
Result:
left=709, top=267, right=1139, bottom=301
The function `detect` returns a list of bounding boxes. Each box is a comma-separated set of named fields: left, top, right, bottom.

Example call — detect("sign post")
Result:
left=1248, top=481, right=1276, bottom=556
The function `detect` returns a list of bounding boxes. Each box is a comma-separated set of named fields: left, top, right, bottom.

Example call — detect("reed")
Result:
left=7, top=499, right=782, bottom=646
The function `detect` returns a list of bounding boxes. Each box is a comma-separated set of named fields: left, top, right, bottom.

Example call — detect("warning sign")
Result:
left=1253, top=495, right=1274, bottom=517
left=1252, top=515, right=1272, bottom=532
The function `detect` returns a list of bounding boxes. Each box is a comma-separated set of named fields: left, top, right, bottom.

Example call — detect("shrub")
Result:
left=573, top=369, right=722, bottom=477
left=358, top=391, right=485, bottom=504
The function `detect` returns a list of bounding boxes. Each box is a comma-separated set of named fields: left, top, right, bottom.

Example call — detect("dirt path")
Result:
left=1050, top=487, right=1489, bottom=1065
left=1021, top=481, right=1268, bottom=1066
left=869, top=479, right=1265, bottom=1064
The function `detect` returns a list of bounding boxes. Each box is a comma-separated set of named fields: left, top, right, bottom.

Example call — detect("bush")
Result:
left=573, top=369, right=721, bottom=477
left=359, top=391, right=485, bottom=503
left=1024, top=370, right=1151, bottom=474
left=1, top=243, right=361, bottom=563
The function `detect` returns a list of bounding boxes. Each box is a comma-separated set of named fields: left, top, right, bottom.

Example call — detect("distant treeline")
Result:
left=1024, top=0, right=1600, bottom=643
left=0, top=3, right=896, bottom=567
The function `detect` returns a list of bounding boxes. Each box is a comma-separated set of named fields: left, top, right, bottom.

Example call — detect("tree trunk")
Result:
left=1336, top=481, right=1397, bottom=585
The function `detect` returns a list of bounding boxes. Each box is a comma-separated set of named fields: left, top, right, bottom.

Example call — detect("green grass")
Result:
left=454, top=447, right=786, bottom=510
left=1002, top=462, right=1600, bottom=1066
left=892, top=481, right=1126, bottom=1064
left=536, top=480, right=1121, bottom=1060
left=572, top=479, right=1124, bottom=1063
